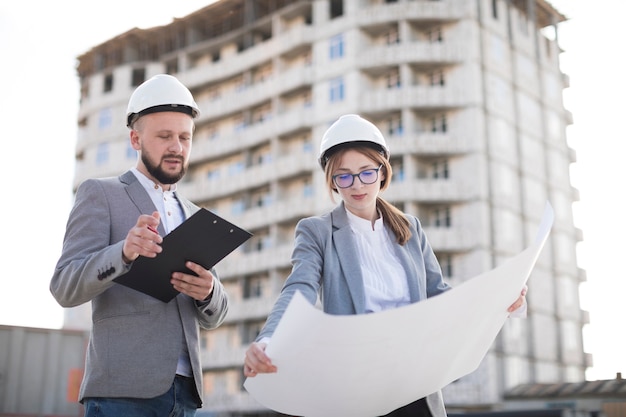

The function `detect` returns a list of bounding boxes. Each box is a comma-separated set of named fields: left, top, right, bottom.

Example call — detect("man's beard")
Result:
left=142, top=153, right=187, bottom=185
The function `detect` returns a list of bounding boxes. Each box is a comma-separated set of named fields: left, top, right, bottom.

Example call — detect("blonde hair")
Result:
left=324, top=146, right=412, bottom=245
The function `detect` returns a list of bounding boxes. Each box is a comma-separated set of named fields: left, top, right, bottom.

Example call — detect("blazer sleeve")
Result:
left=50, top=179, right=126, bottom=307
left=256, top=216, right=325, bottom=341
left=194, top=268, right=229, bottom=330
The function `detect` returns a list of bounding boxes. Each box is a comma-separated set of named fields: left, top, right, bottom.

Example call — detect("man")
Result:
left=50, top=74, right=228, bottom=416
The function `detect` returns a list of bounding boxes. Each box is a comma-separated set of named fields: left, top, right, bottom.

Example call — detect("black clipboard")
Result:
left=114, top=208, right=252, bottom=302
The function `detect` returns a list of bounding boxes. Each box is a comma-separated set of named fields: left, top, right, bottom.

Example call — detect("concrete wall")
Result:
left=0, top=325, right=88, bottom=416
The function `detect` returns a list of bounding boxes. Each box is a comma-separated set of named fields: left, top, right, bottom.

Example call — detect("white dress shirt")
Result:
left=345, top=208, right=411, bottom=313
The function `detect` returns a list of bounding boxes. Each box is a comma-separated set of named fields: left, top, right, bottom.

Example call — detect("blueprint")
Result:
left=244, top=203, right=554, bottom=416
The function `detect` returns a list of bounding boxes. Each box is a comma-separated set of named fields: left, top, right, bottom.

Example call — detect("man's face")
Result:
left=131, top=112, right=194, bottom=186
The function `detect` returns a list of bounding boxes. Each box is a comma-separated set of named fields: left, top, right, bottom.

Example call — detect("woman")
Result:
left=244, top=114, right=526, bottom=417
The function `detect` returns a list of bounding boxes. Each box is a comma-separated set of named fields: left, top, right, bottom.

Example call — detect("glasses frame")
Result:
left=332, top=164, right=383, bottom=189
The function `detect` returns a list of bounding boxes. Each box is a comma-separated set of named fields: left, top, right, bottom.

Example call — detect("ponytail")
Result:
left=377, top=197, right=412, bottom=245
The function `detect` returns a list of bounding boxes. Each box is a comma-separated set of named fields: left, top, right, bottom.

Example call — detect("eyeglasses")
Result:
left=332, top=165, right=383, bottom=189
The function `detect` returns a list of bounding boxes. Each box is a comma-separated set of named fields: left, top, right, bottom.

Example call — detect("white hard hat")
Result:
left=318, top=114, right=389, bottom=169
left=126, top=74, right=200, bottom=128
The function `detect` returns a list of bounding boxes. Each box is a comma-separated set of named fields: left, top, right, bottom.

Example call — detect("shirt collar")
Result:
left=131, top=167, right=177, bottom=194
left=345, top=206, right=384, bottom=233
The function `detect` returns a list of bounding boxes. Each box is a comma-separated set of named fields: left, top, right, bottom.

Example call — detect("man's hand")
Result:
left=122, top=211, right=162, bottom=263
left=171, top=261, right=215, bottom=301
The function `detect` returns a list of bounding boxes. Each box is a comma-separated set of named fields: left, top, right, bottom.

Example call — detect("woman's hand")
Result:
left=507, top=285, right=528, bottom=313
left=244, top=342, right=277, bottom=377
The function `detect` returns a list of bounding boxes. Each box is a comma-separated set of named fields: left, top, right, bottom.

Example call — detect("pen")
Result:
left=148, top=226, right=159, bottom=235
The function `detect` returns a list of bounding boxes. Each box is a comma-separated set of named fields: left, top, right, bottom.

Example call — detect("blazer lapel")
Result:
left=331, top=203, right=367, bottom=314
left=388, top=219, right=424, bottom=302
left=120, top=171, right=164, bottom=232
left=173, top=191, right=194, bottom=220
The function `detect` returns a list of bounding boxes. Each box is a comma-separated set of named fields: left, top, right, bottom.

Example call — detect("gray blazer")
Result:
left=257, top=202, right=450, bottom=416
left=50, top=170, right=228, bottom=405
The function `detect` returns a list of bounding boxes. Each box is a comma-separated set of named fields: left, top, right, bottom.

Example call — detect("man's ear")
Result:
left=130, top=130, right=141, bottom=150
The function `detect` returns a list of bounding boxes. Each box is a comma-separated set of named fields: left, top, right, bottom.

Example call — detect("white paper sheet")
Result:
left=244, top=203, right=554, bottom=417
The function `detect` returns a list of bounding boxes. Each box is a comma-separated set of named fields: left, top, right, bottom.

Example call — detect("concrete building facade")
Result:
left=71, top=0, right=588, bottom=415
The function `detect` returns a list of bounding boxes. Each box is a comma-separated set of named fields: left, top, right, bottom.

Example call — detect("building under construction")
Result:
left=70, top=0, right=588, bottom=415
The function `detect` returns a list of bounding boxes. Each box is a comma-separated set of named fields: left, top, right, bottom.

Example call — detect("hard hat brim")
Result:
left=319, top=141, right=389, bottom=169
left=127, top=104, right=198, bottom=128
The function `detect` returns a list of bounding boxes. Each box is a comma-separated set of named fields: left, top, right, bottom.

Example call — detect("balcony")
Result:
left=234, top=194, right=317, bottom=231
left=190, top=107, right=315, bottom=163
left=181, top=24, right=315, bottom=91
left=224, top=296, right=276, bottom=322
left=358, top=0, right=468, bottom=24
left=216, top=245, right=294, bottom=277
left=201, top=345, right=247, bottom=369
left=193, top=66, right=314, bottom=123
left=359, top=85, right=471, bottom=112
left=181, top=148, right=317, bottom=201
left=388, top=133, right=474, bottom=156
left=422, top=226, right=475, bottom=252
left=73, top=152, right=132, bottom=188
left=384, top=178, right=477, bottom=203
left=203, top=391, right=262, bottom=413
left=360, top=41, right=466, bottom=68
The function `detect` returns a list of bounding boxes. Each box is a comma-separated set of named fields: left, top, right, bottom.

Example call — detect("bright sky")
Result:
left=0, top=0, right=623, bottom=382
